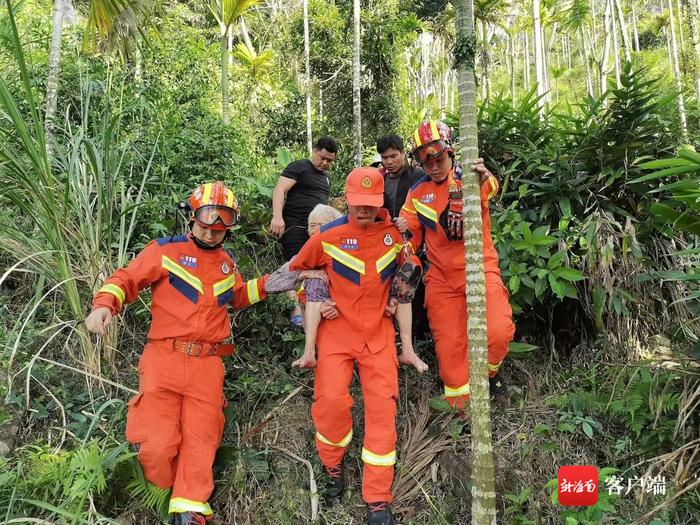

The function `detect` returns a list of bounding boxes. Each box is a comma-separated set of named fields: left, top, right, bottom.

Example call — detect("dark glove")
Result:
left=439, top=183, right=463, bottom=241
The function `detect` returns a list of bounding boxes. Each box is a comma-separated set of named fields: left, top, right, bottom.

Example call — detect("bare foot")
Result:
left=292, top=352, right=317, bottom=369
left=399, top=350, right=428, bottom=373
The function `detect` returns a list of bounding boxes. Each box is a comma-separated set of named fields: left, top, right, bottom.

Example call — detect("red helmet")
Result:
left=411, top=120, right=453, bottom=165
left=188, top=181, right=239, bottom=230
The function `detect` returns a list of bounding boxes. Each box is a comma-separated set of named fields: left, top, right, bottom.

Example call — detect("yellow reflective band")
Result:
left=202, top=183, right=212, bottom=205
left=246, top=278, right=262, bottom=304
left=445, top=383, right=470, bottom=398
left=361, top=447, right=396, bottom=467
left=168, top=497, right=213, bottom=515
left=430, top=120, right=440, bottom=141
left=161, top=256, right=204, bottom=294
left=488, top=362, right=501, bottom=372
left=401, top=204, right=417, bottom=215
left=413, top=129, right=422, bottom=147
left=316, top=429, right=352, bottom=447
left=322, top=241, right=366, bottom=275
left=412, top=198, right=438, bottom=222
left=225, top=188, right=234, bottom=207
left=98, top=283, right=125, bottom=305
left=213, top=274, right=236, bottom=296
left=376, top=247, right=397, bottom=274
left=487, top=176, right=498, bottom=199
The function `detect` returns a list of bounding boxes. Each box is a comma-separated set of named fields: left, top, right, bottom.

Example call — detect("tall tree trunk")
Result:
left=677, top=0, right=685, bottom=50
left=532, top=0, right=546, bottom=115
left=524, top=30, right=531, bottom=89
left=220, top=21, right=229, bottom=124
left=611, top=4, right=622, bottom=87
left=509, top=34, right=517, bottom=103
left=632, top=3, right=640, bottom=51
left=238, top=16, right=254, bottom=53
left=613, top=0, right=633, bottom=62
left=480, top=19, right=490, bottom=102
left=303, top=0, right=312, bottom=155
left=352, top=0, right=361, bottom=166
left=600, top=0, right=613, bottom=96
left=45, top=0, right=69, bottom=156
left=454, top=1, right=497, bottom=522
left=668, top=0, right=689, bottom=136
left=687, top=0, right=700, bottom=99
left=580, top=28, right=595, bottom=97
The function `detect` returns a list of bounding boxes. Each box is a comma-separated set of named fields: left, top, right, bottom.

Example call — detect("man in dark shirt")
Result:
left=270, top=137, right=338, bottom=259
left=376, top=135, right=425, bottom=219
left=377, top=134, right=431, bottom=344
left=270, top=137, right=338, bottom=325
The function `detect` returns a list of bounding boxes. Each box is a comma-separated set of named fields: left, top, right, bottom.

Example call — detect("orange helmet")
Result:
left=187, top=181, right=239, bottom=230
left=411, top=120, right=453, bottom=165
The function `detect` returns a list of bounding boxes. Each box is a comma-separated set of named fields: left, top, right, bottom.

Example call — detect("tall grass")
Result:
left=0, top=0, right=156, bottom=377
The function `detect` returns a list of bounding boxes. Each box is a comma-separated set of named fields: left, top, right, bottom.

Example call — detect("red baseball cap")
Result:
left=345, top=167, right=384, bottom=207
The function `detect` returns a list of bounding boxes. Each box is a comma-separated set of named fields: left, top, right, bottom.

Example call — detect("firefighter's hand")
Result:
left=320, top=299, right=338, bottom=319
left=393, top=217, right=408, bottom=233
left=269, top=216, right=285, bottom=238
left=384, top=297, right=398, bottom=317
left=299, top=269, right=328, bottom=284
left=85, top=307, right=112, bottom=335
left=471, top=158, right=493, bottom=185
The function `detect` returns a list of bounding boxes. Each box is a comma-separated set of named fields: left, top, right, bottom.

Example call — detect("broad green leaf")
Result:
left=553, top=267, right=586, bottom=282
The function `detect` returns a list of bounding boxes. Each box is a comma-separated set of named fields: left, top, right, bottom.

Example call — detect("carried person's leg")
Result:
left=281, top=224, right=310, bottom=326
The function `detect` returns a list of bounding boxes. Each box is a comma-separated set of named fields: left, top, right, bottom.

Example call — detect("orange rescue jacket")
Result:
left=92, top=233, right=267, bottom=343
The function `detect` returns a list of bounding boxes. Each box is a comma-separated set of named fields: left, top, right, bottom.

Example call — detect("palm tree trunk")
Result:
left=668, top=0, right=689, bottom=136
left=45, top=0, right=68, bottom=156
left=481, top=19, right=490, bottom=102
left=352, top=0, right=361, bottom=166
left=532, top=0, right=546, bottom=115
left=632, top=3, right=640, bottom=51
left=524, top=30, right=531, bottom=89
left=600, top=0, right=613, bottom=96
left=509, top=34, right=517, bottom=103
left=454, top=1, right=497, bottom=522
left=220, top=20, right=229, bottom=124
left=580, top=28, right=595, bottom=97
left=303, top=0, right=312, bottom=155
left=239, top=16, right=254, bottom=53
left=613, top=0, right=633, bottom=62
left=611, top=4, right=622, bottom=87
left=677, top=0, right=685, bottom=50
left=687, top=0, right=700, bottom=99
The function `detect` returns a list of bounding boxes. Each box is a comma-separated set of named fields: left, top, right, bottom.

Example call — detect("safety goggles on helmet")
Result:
left=192, top=205, right=238, bottom=228
left=413, top=140, right=451, bottom=165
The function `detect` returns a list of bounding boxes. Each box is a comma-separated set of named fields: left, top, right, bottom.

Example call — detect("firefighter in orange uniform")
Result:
left=85, top=182, right=269, bottom=525
left=290, top=167, right=409, bottom=525
left=398, top=120, right=516, bottom=409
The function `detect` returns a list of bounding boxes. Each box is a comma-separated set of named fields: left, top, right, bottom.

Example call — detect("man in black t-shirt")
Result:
left=377, top=135, right=425, bottom=219
left=270, top=137, right=338, bottom=325
left=270, top=137, right=338, bottom=258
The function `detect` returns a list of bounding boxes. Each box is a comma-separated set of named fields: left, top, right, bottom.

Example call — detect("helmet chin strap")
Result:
left=188, top=221, right=229, bottom=250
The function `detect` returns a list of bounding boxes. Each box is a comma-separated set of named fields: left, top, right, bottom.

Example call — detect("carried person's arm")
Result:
left=270, top=176, right=297, bottom=237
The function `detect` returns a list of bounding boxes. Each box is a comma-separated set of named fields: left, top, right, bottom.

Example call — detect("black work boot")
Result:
left=367, top=502, right=395, bottom=525
left=169, top=512, right=209, bottom=525
left=322, top=463, right=345, bottom=504
left=489, top=373, right=507, bottom=399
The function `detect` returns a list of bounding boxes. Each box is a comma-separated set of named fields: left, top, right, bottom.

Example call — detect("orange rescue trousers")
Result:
left=313, top=341, right=399, bottom=503
left=126, top=341, right=226, bottom=515
left=425, top=272, right=516, bottom=408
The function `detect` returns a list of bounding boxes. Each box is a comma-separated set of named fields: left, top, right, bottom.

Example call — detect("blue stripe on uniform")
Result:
left=320, top=216, right=349, bottom=233
left=218, top=289, right=234, bottom=306
left=332, top=259, right=361, bottom=285
left=168, top=273, right=199, bottom=303
left=379, top=261, right=397, bottom=283
left=418, top=213, right=437, bottom=231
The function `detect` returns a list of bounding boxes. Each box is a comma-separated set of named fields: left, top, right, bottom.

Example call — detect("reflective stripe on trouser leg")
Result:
left=357, top=341, right=399, bottom=503
left=425, top=285, right=470, bottom=408
left=312, top=348, right=356, bottom=468
left=485, top=274, right=515, bottom=377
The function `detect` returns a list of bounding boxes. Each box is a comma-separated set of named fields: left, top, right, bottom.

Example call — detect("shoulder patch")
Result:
left=156, top=234, right=189, bottom=246
left=409, top=174, right=430, bottom=191
left=320, top=215, right=349, bottom=233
